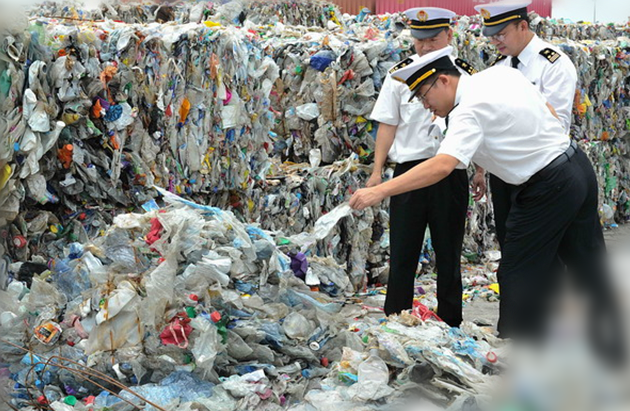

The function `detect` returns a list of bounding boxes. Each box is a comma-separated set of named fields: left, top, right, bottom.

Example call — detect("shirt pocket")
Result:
left=400, top=101, right=427, bottom=124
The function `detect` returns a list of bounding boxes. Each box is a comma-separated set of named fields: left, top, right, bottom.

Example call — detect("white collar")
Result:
left=453, top=75, right=469, bottom=109
left=516, top=34, right=542, bottom=68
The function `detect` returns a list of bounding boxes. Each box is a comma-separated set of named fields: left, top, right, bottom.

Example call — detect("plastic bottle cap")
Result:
left=64, top=395, right=77, bottom=406
left=185, top=306, right=197, bottom=318
left=486, top=352, right=498, bottom=363
left=309, top=341, right=320, bottom=351
left=188, top=293, right=199, bottom=302
left=65, top=144, right=74, bottom=152
left=210, top=311, right=222, bottom=323
left=12, top=235, right=27, bottom=248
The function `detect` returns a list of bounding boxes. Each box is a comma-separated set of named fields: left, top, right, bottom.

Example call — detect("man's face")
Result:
left=413, top=29, right=452, bottom=57
left=416, top=75, right=454, bottom=118
left=489, top=21, right=526, bottom=56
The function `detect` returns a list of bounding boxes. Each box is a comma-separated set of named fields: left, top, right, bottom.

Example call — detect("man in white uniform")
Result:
left=473, top=1, right=578, bottom=253
left=368, top=7, right=477, bottom=327
left=350, top=47, right=624, bottom=362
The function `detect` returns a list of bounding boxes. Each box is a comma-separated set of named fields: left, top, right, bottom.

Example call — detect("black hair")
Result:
left=414, top=69, right=461, bottom=98
left=433, top=68, right=461, bottom=78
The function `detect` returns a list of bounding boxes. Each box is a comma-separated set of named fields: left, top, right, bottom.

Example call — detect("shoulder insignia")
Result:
left=490, top=54, right=508, bottom=66
left=540, top=48, right=560, bottom=64
left=454, top=58, right=477, bottom=75
left=389, top=56, right=414, bottom=74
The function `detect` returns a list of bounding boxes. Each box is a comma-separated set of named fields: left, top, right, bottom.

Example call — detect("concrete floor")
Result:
left=463, top=223, right=630, bottom=329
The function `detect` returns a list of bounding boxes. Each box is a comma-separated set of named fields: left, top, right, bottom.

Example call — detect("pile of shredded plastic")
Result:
left=0, top=189, right=506, bottom=411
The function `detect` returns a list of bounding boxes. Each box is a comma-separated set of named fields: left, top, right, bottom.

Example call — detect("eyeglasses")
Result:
left=489, top=31, right=509, bottom=42
left=417, top=78, right=439, bottom=102
left=488, top=22, right=518, bottom=42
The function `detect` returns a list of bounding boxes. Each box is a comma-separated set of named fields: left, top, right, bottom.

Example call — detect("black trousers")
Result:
left=489, top=174, right=514, bottom=249
left=490, top=171, right=565, bottom=328
left=384, top=160, right=468, bottom=327
left=496, top=149, right=624, bottom=361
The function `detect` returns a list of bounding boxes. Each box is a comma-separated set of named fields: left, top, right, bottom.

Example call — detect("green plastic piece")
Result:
left=64, top=396, right=77, bottom=406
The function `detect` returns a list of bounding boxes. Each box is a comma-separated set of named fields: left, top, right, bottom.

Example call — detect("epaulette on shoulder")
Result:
left=454, top=58, right=477, bottom=75
left=388, top=56, right=414, bottom=74
left=490, top=54, right=508, bottom=66
left=540, top=48, right=561, bottom=63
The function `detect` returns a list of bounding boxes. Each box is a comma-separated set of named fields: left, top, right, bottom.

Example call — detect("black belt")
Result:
left=524, top=140, right=578, bottom=186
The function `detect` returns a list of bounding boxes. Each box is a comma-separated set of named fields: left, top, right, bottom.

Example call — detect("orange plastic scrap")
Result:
left=58, top=144, right=74, bottom=169
left=110, top=134, right=120, bottom=150
left=92, top=99, right=103, bottom=118
left=100, top=65, right=118, bottom=102
left=210, top=53, right=220, bottom=80
left=99, top=65, right=117, bottom=86
left=179, top=97, right=191, bottom=123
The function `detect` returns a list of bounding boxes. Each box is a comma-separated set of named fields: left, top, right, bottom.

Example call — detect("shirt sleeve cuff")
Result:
left=437, top=148, right=471, bottom=169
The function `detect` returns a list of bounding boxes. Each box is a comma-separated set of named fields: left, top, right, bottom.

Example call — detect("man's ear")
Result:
left=447, top=28, right=454, bottom=43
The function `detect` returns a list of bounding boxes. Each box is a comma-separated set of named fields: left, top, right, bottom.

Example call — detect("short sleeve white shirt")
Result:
left=494, top=35, right=578, bottom=133
left=370, top=56, right=475, bottom=163
left=437, top=66, right=570, bottom=185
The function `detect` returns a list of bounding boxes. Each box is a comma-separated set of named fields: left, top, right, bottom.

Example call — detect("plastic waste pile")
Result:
left=0, top=190, right=506, bottom=410
left=262, top=25, right=410, bottom=164
left=1, top=4, right=628, bottom=274
left=28, top=0, right=218, bottom=24
left=0, top=10, right=406, bottom=287
left=535, top=19, right=630, bottom=41
left=243, top=1, right=341, bottom=28
left=29, top=0, right=342, bottom=28
left=1, top=5, right=629, bottom=294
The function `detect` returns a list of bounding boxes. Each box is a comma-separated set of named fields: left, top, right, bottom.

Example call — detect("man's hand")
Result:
left=472, top=170, right=487, bottom=201
left=349, top=186, right=386, bottom=210
left=366, top=172, right=382, bottom=188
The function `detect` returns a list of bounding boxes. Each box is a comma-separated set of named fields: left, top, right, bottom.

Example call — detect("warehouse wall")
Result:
left=371, top=0, right=552, bottom=17
left=334, top=0, right=376, bottom=15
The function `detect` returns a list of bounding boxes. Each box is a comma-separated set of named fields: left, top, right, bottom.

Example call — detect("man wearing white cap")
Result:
left=367, top=7, right=478, bottom=327
left=474, top=0, right=578, bottom=254
left=350, top=47, right=624, bottom=360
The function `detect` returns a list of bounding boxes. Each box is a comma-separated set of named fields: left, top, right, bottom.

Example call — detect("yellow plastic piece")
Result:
left=0, top=164, right=12, bottom=190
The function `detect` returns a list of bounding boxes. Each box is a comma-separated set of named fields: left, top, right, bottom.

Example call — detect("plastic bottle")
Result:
left=276, top=362, right=302, bottom=375
left=357, top=349, right=389, bottom=385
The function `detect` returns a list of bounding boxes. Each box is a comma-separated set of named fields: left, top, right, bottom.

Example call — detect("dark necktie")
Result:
left=445, top=104, right=460, bottom=129
left=511, top=56, right=521, bottom=69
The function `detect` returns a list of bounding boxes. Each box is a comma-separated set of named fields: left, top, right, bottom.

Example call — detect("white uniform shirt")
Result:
left=494, top=35, right=577, bottom=133
left=437, top=67, right=570, bottom=185
left=370, top=56, right=472, bottom=164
